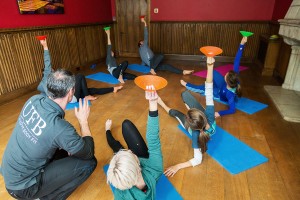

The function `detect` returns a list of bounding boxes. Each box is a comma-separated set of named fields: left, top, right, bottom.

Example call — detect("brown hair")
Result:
left=226, top=70, right=242, bottom=97
left=184, top=108, right=210, bottom=153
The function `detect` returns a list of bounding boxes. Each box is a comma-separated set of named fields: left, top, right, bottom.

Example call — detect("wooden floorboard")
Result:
left=0, top=58, right=299, bottom=200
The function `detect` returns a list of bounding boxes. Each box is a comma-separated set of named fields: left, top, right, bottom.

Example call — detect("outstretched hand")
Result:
left=207, top=57, right=215, bottom=66
left=241, top=36, right=247, bottom=45
left=164, top=165, right=180, bottom=177
left=145, top=85, right=158, bottom=111
left=105, top=29, right=110, bottom=35
left=75, top=98, right=90, bottom=125
left=40, top=39, right=48, bottom=50
left=145, top=85, right=158, bottom=100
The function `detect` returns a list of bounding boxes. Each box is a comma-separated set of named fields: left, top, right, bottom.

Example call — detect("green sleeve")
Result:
left=145, top=115, right=163, bottom=179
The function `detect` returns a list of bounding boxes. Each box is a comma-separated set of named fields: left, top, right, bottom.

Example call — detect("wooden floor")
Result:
left=0, top=58, right=300, bottom=200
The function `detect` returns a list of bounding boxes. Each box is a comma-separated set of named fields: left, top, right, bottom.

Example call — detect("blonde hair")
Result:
left=107, top=149, right=141, bottom=190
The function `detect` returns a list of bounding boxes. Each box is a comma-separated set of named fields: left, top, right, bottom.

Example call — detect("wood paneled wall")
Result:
left=0, top=23, right=113, bottom=104
left=0, top=21, right=273, bottom=104
left=150, top=21, right=271, bottom=59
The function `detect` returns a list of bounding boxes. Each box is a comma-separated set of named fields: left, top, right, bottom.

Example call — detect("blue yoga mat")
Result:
left=178, top=125, right=268, bottom=174
left=66, top=100, right=91, bottom=110
left=128, top=64, right=151, bottom=74
left=187, top=85, right=268, bottom=114
left=216, top=97, right=268, bottom=115
left=86, top=72, right=120, bottom=84
left=103, top=165, right=183, bottom=200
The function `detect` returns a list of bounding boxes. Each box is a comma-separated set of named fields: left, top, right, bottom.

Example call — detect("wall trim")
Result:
left=164, top=54, right=253, bottom=63
left=0, top=21, right=114, bottom=33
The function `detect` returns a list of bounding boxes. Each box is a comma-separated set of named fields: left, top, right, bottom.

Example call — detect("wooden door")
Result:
left=115, top=0, right=149, bottom=57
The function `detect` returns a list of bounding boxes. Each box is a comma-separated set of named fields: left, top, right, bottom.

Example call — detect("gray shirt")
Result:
left=139, top=27, right=154, bottom=66
left=1, top=50, right=94, bottom=190
left=106, top=45, right=118, bottom=74
left=1, top=95, right=85, bottom=190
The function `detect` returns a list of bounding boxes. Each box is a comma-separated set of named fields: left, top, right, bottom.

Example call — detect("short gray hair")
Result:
left=107, top=150, right=141, bottom=190
left=47, top=69, right=75, bottom=99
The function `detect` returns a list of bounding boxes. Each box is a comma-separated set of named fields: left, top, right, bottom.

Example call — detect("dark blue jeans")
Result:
left=7, top=151, right=97, bottom=200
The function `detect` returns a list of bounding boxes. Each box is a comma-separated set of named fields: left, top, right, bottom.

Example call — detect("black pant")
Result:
left=75, top=74, right=114, bottom=100
left=150, top=54, right=183, bottom=74
left=112, top=61, right=137, bottom=80
left=106, top=119, right=149, bottom=158
left=7, top=150, right=97, bottom=200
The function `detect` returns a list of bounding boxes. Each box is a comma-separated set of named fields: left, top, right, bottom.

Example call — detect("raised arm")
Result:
left=72, top=98, right=94, bottom=159
left=141, top=17, right=149, bottom=45
left=37, top=39, right=52, bottom=95
left=144, top=86, right=163, bottom=177
left=233, top=37, right=247, bottom=73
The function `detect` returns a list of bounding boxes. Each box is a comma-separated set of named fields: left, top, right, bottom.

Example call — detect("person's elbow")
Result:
left=190, top=149, right=203, bottom=166
left=230, top=107, right=236, bottom=114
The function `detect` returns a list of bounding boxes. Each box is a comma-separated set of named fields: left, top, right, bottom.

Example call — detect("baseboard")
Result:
left=164, top=54, right=253, bottom=63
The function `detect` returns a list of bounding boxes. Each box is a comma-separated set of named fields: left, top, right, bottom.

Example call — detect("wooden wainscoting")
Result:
left=0, top=23, right=115, bottom=105
left=150, top=21, right=271, bottom=60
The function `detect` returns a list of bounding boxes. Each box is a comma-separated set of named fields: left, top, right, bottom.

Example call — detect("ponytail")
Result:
left=198, top=131, right=210, bottom=153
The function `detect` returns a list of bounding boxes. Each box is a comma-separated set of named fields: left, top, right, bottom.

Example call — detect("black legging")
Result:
left=106, top=119, right=149, bottom=158
left=150, top=54, right=183, bottom=74
left=112, top=61, right=137, bottom=80
left=74, top=74, right=114, bottom=100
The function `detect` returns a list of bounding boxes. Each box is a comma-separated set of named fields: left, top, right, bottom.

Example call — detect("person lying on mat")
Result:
left=37, top=39, right=122, bottom=103
left=139, top=17, right=194, bottom=75
left=105, top=28, right=137, bottom=83
left=158, top=57, right=216, bottom=177
left=181, top=37, right=247, bottom=117
left=106, top=85, right=163, bottom=199
left=1, top=41, right=97, bottom=199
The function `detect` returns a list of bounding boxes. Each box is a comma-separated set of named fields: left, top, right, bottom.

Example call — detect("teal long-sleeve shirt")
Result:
left=113, top=114, right=163, bottom=200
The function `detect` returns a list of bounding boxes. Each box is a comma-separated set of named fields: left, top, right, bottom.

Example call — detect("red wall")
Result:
left=272, top=0, right=292, bottom=20
left=0, top=0, right=112, bottom=29
left=151, top=0, right=275, bottom=21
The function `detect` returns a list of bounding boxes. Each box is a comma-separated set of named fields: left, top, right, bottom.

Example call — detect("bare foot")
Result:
left=184, top=103, right=191, bottom=110
left=150, top=68, right=156, bottom=75
left=118, top=78, right=125, bottom=83
left=85, top=95, right=98, bottom=101
left=113, top=85, right=123, bottom=93
left=180, top=80, right=187, bottom=87
left=183, top=70, right=194, bottom=75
